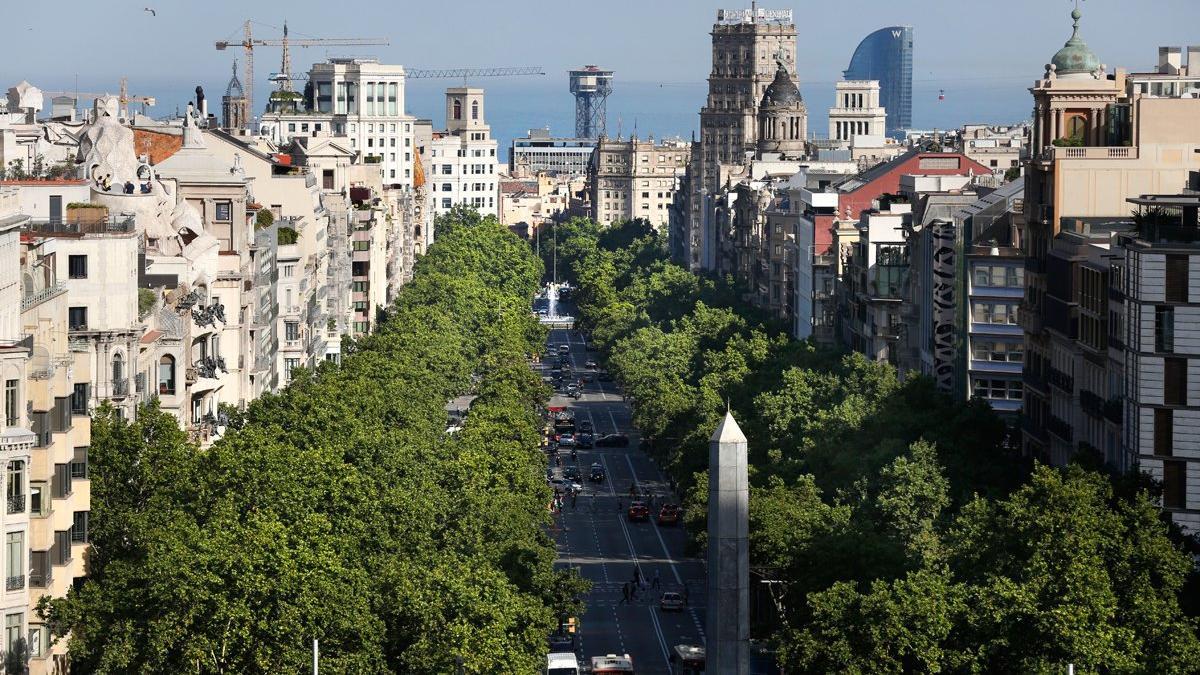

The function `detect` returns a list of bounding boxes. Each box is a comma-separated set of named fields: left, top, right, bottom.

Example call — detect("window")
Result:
left=1163, top=460, right=1186, bottom=509
left=51, top=464, right=71, bottom=499
left=973, top=264, right=1023, bottom=288
left=112, top=352, right=124, bottom=386
left=158, top=355, right=175, bottom=395
left=453, top=99, right=462, bottom=120
left=442, top=183, right=452, bottom=192
left=29, top=484, right=44, bottom=517
left=7, top=461, right=24, bottom=514
left=282, top=264, right=295, bottom=278
left=4, top=613, right=20, bottom=652
left=972, top=378, right=1023, bottom=400
left=71, top=447, right=88, bottom=480
left=1154, top=408, right=1173, bottom=456
left=471, top=100, right=479, bottom=120
left=52, top=530, right=70, bottom=565
left=442, top=198, right=452, bottom=209
left=287, top=123, right=296, bottom=132
left=27, top=625, right=42, bottom=658
left=68, top=255, right=87, bottom=279
left=71, top=511, right=89, bottom=543
left=972, top=341, right=1024, bottom=362
left=972, top=302, right=1019, bottom=325
left=5, top=380, right=17, bottom=426
left=214, top=202, right=231, bottom=222
left=1164, top=357, right=1187, bottom=405
left=68, top=307, right=87, bottom=331
left=1166, top=254, right=1188, bottom=303
left=6, top=533, right=22, bottom=591
left=285, top=322, right=300, bottom=342
left=1156, top=306, right=1175, bottom=353
left=352, top=240, right=370, bottom=251
left=285, top=358, right=299, bottom=383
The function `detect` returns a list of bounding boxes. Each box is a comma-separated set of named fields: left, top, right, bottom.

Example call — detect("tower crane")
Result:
left=406, top=66, right=545, bottom=85
left=43, top=78, right=156, bottom=118
left=215, top=20, right=388, bottom=120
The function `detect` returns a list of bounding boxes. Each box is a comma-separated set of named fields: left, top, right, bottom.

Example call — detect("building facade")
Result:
left=428, top=88, right=498, bottom=219
left=591, top=137, right=689, bottom=229
left=509, top=128, right=595, bottom=177
left=843, top=26, right=913, bottom=135
left=828, top=80, right=887, bottom=142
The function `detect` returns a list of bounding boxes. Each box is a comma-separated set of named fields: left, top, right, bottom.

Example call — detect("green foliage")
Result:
left=255, top=209, right=275, bottom=229
left=552, top=215, right=1200, bottom=673
left=48, top=207, right=570, bottom=673
left=277, top=226, right=298, bottom=245
left=136, top=288, right=156, bottom=320
left=1003, top=166, right=1021, bottom=182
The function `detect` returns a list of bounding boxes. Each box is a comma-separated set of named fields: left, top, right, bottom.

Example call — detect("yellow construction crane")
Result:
left=216, top=20, right=388, bottom=120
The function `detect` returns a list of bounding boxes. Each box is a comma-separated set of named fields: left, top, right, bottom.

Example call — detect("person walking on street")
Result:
left=620, top=582, right=630, bottom=605
left=652, top=569, right=660, bottom=590
left=633, top=566, right=641, bottom=586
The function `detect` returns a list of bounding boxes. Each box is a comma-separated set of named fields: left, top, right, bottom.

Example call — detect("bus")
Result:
left=591, top=653, right=635, bottom=674
left=545, top=652, right=580, bottom=675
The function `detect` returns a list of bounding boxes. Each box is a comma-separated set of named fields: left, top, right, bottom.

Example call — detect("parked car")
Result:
left=627, top=501, right=650, bottom=522
left=590, top=463, right=606, bottom=482
left=595, top=434, right=630, bottom=448
left=657, top=504, right=682, bottom=526
left=576, top=433, right=594, bottom=449
left=659, top=592, right=685, bottom=612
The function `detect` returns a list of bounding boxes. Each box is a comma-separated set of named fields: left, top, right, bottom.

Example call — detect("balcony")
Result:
left=6, top=575, right=24, bottom=592
left=1103, top=398, right=1123, bottom=425
left=1047, top=367, right=1074, bottom=393
left=1046, top=414, right=1073, bottom=442
left=6, top=494, right=24, bottom=514
left=28, top=569, right=51, bottom=589
left=1046, top=146, right=1138, bottom=161
left=21, top=281, right=67, bottom=311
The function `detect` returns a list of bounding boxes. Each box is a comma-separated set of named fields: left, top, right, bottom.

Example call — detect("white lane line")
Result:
left=625, top=453, right=684, bottom=587
left=607, top=408, right=620, bottom=435
left=647, top=603, right=673, bottom=672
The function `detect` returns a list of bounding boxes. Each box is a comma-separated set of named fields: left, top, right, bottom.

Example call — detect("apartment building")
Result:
left=958, top=124, right=1027, bottom=174
left=590, top=136, right=688, bottom=229
left=510, top=128, right=595, bottom=177
left=427, top=88, right=498, bottom=219
left=307, top=59, right=416, bottom=187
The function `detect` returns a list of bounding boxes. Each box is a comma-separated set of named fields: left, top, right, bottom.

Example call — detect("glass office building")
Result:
left=844, top=26, right=913, bottom=136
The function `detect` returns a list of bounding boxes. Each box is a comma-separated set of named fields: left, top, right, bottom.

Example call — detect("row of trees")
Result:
left=44, top=207, right=580, bottom=673
left=554, top=217, right=1200, bottom=672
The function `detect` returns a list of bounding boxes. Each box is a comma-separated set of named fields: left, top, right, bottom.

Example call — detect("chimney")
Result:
left=1188, top=46, right=1200, bottom=76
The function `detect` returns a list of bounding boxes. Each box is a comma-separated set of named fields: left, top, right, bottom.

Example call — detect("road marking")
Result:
left=647, top=603, right=673, bottom=672
left=607, top=407, right=620, bottom=434
left=625, top=453, right=685, bottom=586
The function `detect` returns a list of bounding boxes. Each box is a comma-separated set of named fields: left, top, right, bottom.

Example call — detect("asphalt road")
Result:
left=542, top=327, right=707, bottom=674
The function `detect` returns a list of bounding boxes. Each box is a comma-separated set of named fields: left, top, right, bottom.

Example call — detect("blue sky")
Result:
left=5, top=1, right=1197, bottom=151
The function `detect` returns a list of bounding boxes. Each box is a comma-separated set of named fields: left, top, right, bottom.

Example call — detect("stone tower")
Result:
left=756, top=60, right=807, bottom=156
left=222, top=61, right=249, bottom=133
left=707, top=410, right=750, bottom=674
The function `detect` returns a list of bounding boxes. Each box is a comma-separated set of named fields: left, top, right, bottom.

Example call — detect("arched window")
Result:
left=112, top=352, right=124, bottom=384
left=1067, top=115, right=1087, bottom=143
left=159, top=355, right=176, bottom=395
left=453, top=99, right=462, bottom=120
left=471, top=101, right=479, bottom=120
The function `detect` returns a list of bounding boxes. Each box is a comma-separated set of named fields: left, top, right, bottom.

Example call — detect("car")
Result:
left=551, top=478, right=583, bottom=493
left=585, top=360, right=598, bottom=369
left=563, top=466, right=581, bottom=481
left=590, top=464, right=606, bottom=482
left=578, top=420, right=594, bottom=433
left=580, top=372, right=595, bottom=383
left=537, top=309, right=549, bottom=317
left=569, top=389, right=582, bottom=400
left=595, top=434, right=630, bottom=448
left=558, top=344, right=570, bottom=354
left=627, top=501, right=650, bottom=522
left=576, top=433, right=594, bottom=448
left=545, top=652, right=580, bottom=675
left=657, top=504, right=681, bottom=525
left=558, top=434, right=576, bottom=447
left=597, top=371, right=614, bottom=382
left=659, top=592, right=685, bottom=612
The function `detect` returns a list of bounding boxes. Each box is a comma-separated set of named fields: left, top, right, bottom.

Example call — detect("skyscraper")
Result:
left=844, top=26, right=913, bottom=135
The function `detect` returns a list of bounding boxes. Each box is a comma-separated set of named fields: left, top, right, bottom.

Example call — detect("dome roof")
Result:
left=761, top=61, right=801, bottom=107
left=1051, top=8, right=1100, bottom=77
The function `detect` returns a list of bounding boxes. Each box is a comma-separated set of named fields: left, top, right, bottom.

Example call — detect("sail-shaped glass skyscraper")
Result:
left=844, top=26, right=913, bottom=136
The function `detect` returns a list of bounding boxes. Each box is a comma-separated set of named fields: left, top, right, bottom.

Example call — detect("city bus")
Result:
left=591, top=653, right=634, bottom=674
left=670, top=644, right=705, bottom=674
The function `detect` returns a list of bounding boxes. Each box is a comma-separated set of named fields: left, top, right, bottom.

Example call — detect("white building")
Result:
left=828, top=80, right=887, bottom=142
left=307, top=59, right=416, bottom=188
left=428, top=88, right=498, bottom=219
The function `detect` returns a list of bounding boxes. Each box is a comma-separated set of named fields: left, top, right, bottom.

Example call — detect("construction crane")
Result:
left=215, top=20, right=388, bottom=122
left=406, top=66, right=545, bottom=85
left=43, top=78, right=156, bottom=117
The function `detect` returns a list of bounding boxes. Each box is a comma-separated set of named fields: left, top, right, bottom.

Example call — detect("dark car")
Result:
left=590, top=464, right=606, bottom=482
left=657, top=504, right=681, bottom=526
left=577, top=433, right=594, bottom=449
left=595, top=434, right=630, bottom=448
left=564, top=466, right=581, bottom=481
left=578, top=420, right=594, bottom=434
left=627, top=501, right=650, bottom=522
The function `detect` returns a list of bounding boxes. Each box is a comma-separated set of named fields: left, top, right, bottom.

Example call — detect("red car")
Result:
left=657, top=504, right=681, bottom=525
left=627, top=501, right=650, bottom=522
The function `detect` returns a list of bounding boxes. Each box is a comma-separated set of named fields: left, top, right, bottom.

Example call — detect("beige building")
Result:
left=499, top=173, right=572, bottom=237
left=590, top=137, right=688, bottom=228
left=828, top=80, right=886, bottom=142
left=958, top=123, right=1027, bottom=174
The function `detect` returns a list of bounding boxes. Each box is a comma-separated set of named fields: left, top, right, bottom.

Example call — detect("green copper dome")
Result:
left=1051, top=8, right=1100, bottom=76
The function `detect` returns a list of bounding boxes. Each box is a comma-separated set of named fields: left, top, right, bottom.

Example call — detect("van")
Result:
left=546, top=651, right=580, bottom=674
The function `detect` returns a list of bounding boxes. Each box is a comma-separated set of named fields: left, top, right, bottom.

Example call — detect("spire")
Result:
left=226, top=60, right=244, bottom=98
left=710, top=410, right=747, bottom=445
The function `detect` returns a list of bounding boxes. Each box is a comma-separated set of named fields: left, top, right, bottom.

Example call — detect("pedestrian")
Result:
left=633, top=566, right=641, bottom=586
left=620, top=582, right=630, bottom=605
left=682, top=584, right=689, bottom=606
left=571, top=493, right=577, bottom=509
left=617, top=499, right=622, bottom=513
left=652, top=569, right=660, bottom=590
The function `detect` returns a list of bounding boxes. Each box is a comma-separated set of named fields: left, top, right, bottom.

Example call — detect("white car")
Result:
left=550, top=478, right=582, bottom=493
left=558, top=434, right=576, bottom=447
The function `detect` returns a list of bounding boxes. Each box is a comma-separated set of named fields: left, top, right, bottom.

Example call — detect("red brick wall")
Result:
left=134, top=129, right=183, bottom=165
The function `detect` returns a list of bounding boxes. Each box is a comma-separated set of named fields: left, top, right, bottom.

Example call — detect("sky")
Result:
left=4, top=0, right=1199, bottom=151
